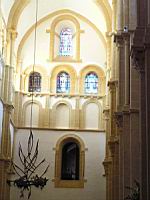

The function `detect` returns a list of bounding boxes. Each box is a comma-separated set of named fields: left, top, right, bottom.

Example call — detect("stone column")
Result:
left=114, top=34, right=125, bottom=110
left=108, top=138, right=119, bottom=200
left=116, top=0, right=123, bottom=31
left=145, top=27, right=150, bottom=199
left=131, top=44, right=147, bottom=200
left=108, top=81, right=117, bottom=137
left=6, top=29, right=17, bottom=67
left=43, top=95, right=50, bottom=128
left=107, top=81, right=117, bottom=200
left=123, top=0, right=129, bottom=27
left=103, top=159, right=112, bottom=200
left=123, top=110, right=131, bottom=198
left=130, top=43, right=140, bottom=193
left=75, top=97, right=80, bottom=129
left=123, top=33, right=130, bottom=106
left=0, top=103, right=13, bottom=200
left=114, top=112, right=123, bottom=200
left=112, top=0, right=117, bottom=31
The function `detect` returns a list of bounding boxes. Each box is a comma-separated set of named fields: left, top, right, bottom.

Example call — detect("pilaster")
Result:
left=6, top=29, right=17, bottom=67
left=103, top=159, right=112, bottom=200
left=114, top=112, right=123, bottom=200
left=75, top=96, right=80, bottom=128
left=108, top=80, right=117, bottom=137
left=43, top=96, right=50, bottom=128
left=131, top=29, right=147, bottom=200
left=108, top=136, right=119, bottom=200
left=114, top=33, right=125, bottom=110
left=0, top=103, right=13, bottom=200
left=123, top=32, right=130, bottom=106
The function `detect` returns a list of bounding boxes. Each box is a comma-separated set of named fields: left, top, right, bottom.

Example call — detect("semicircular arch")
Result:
left=79, top=65, right=106, bottom=95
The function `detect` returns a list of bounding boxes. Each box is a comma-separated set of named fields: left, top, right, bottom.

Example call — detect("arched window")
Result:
left=55, top=135, right=85, bottom=188
left=56, top=72, right=70, bottom=93
left=59, top=28, right=73, bottom=56
left=29, top=72, right=41, bottom=92
left=85, top=72, right=98, bottom=94
left=61, top=142, right=79, bottom=180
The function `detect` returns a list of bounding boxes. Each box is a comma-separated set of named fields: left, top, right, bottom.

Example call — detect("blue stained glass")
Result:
left=59, top=28, right=73, bottom=56
left=85, top=72, right=98, bottom=94
left=56, top=72, right=70, bottom=93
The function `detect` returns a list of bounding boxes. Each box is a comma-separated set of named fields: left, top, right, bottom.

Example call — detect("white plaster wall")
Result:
left=0, top=58, right=3, bottom=96
left=0, top=100, right=3, bottom=153
left=1, top=0, right=14, bottom=24
left=85, top=103, right=99, bottom=129
left=11, top=129, right=106, bottom=200
left=25, top=103, right=39, bottom=127
left=16, top=0, right=107, bottom=47
left=10, top=122, right=14, bottom=156
left=55, top=104, right=70, bottom=128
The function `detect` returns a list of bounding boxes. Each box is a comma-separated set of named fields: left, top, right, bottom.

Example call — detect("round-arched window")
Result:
left=28, top=72, right=41, bottom=92
left=85, top=72, right=98, bottom=94
left=61, top=142, right=79, bottom=180
left=56, top=72, right=70, bottom=93
left=59, top=28, right=73, bottom=56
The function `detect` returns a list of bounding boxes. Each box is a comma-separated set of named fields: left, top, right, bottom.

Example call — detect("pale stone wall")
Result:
left=10, top=129, right=106, bottom=200
left=0, top=100, right=3, bottom=153
left=17, top=14, right=106, bottom=73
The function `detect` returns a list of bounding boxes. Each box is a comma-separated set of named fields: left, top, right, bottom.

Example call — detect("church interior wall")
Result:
left=10, top=129, right=106, bottom=200
left=0, top=100, right=3, bottom=154
left=16, top=13, right=106, bottom=73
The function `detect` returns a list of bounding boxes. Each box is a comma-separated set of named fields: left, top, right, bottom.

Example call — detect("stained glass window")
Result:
left=29, top=72, right=41, bottom=92
left=85, top=72, right=98, bottom=94
left=56, top=72, right=70, bottom=93
left=59, top=28, right=73, bottom=56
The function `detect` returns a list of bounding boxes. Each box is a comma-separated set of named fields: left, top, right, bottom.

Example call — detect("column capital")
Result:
left=108, top=80, right=118, bottom=91
left=122, top=32, right=130, bottom=42
left=108, top=137, right=119, bottom=157
left=3, top=103, right=14, bottom=113
left=114, top=33, right=124, bottom=46
left=114, top=111, right=123, bottom=128
left=7, top=28, right=18, bottom=40
left=103, top=108, right=110, bottom=120
left=103, top=159, right=112, bottom=176
left=131, top=46, right=145, bottom=74
left=131, top=27, right=145, bottom=74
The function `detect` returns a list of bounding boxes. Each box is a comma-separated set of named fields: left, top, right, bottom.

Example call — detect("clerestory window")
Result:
left=59, top=28, right=73, bottom=56
left=28, top=72, right=41, bottom=92
left=56, top=72, right=70, bottom=93
left=85, top=72, right=98, bottom=94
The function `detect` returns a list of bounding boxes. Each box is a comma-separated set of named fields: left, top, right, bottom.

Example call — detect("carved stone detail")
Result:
left=114, top=33, right=124, bottom=47
left=108, top=80, right=118, bottom=91
left=103, top=108, right=110, bottom=120
left=131, top=47, right=145, bottom=73
left=103, top=159, right=112, bottom=176
left=131, top=27, right=145, bottom=74
left=114, top=112, right=123, bottom=128
left=108, top=137, right=119, bottom=157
